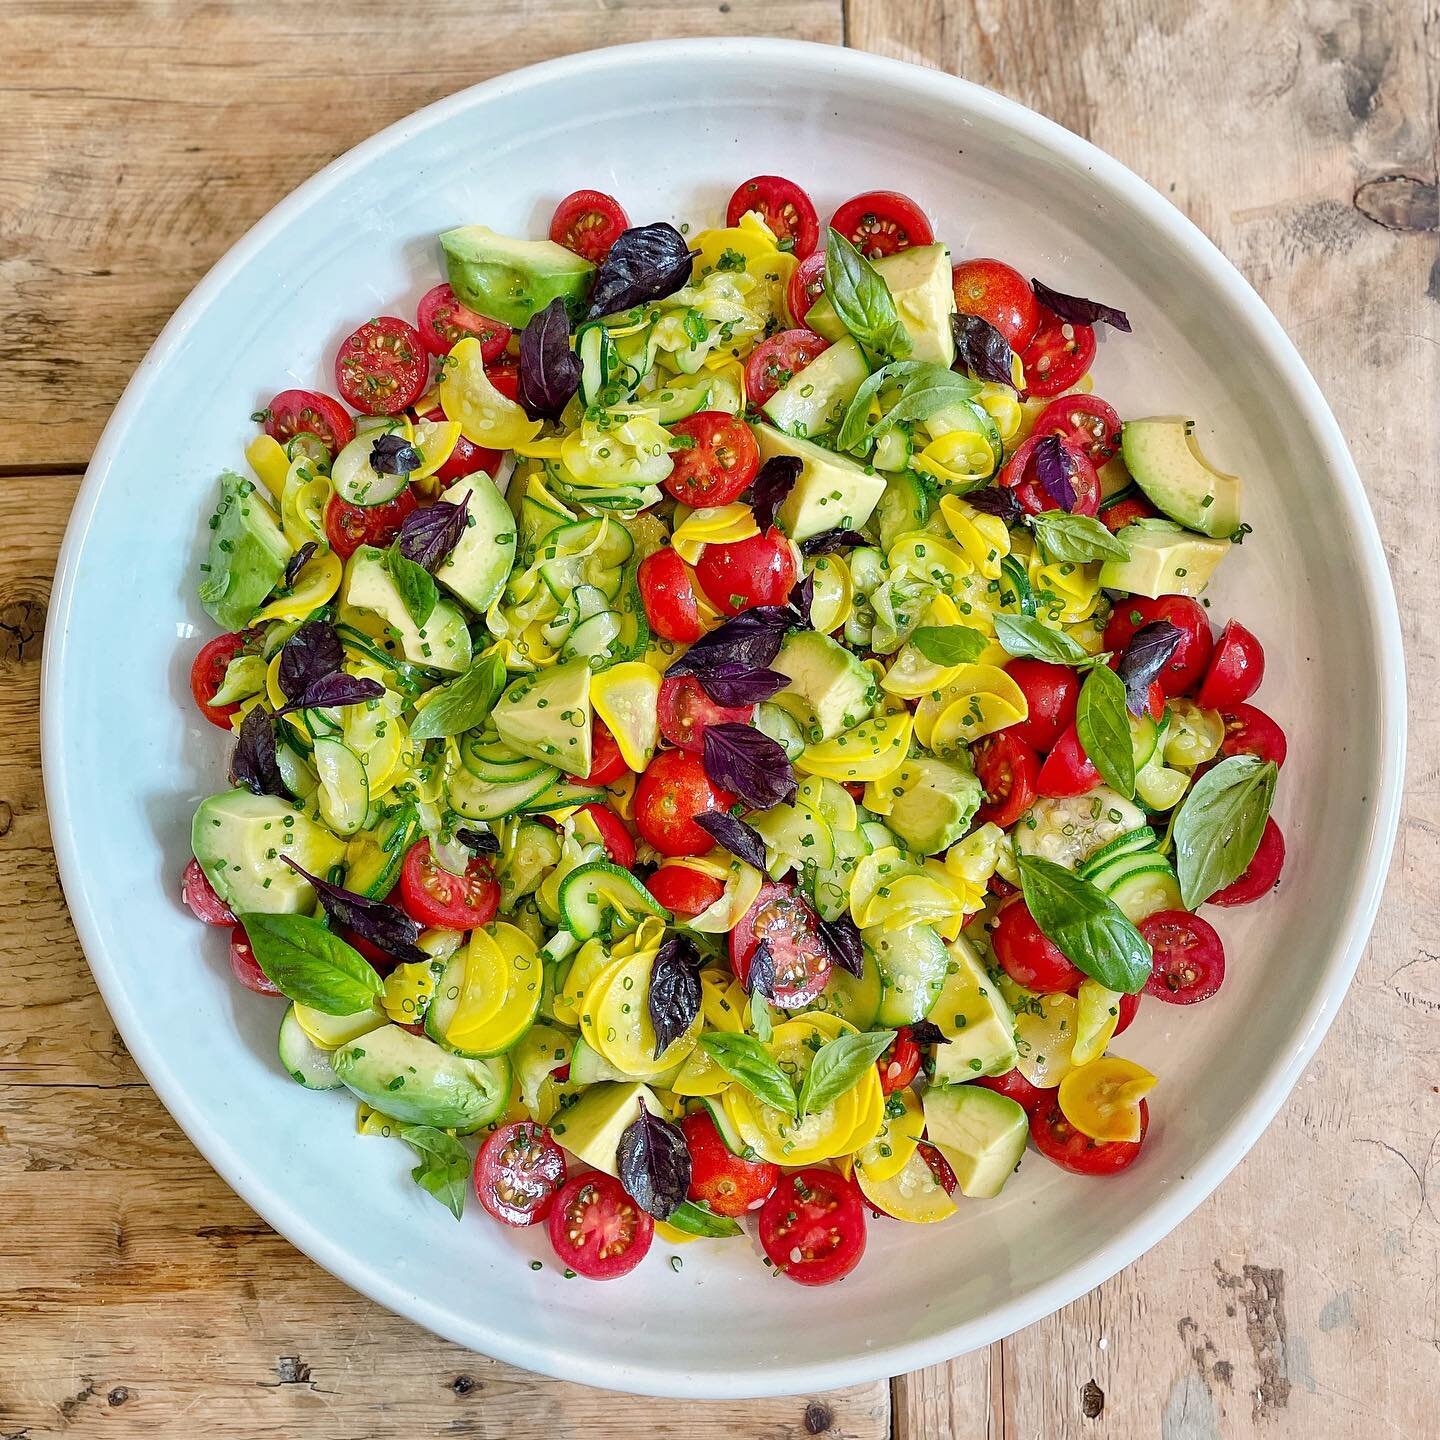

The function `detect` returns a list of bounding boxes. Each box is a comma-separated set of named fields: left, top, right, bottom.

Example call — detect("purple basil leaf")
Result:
left=1033, top=435, right=1077, bottom=512
left=230, top=705, right=288, bottom=799
left=908, top=1018, right=951, bottom=1047
left=277, top=672, right=385, bottom=715
left=964, top=487, right=1023, bottom=525
left=750, top=455, right=802, bottom=532
left=398, top=491, right=471, bottom=573
left=1117, top=620, right=1185, bottom=716
left=1032, top=278, right=1132, bottom=334
left=280, top=857, right=426, bottom=964
left=952, top=313, right=1019, bottom=387
left=816, top=911, right=864, bottom=979
left=616, top=1103, right=691, bottom=1220
left=800, top=528, right=867, bottom=556
left=455, top=826, right=500, bottom=855
left=586, top=223, right=695, bottom=319
left=518, top=297, right=582, bottom=421
left=370, top=433, right=422, bottom=475
left=702, top=723, right=796, bottom=811
left=648, top=936, right=702, bottom=1059
left=283, top=541, right=317, bottom=590
left=788, top=572, right=815, bottom=628
left=667, top=607, right=793, bottom=679
left=695, top=810, right=769, bottom=871
left=696, top=664, right=788, bottom=708
left=747, top=939, right=776, bottom=999
left=277, top=619, right=344, bottom=702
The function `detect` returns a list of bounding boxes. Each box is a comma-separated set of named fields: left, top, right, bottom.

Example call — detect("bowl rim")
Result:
left=41, top=36, right=1406, bottom=1398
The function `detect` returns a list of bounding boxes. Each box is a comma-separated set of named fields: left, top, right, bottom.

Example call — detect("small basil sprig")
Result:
left=1030, top=512, right=1130, bottom=565
left=1015, top=855, right=1152, bottom=994
left=816, top=912, right=865, bottom=979
left=702, top=724, right=796, bottom=811
left=616, top=1104, right=691, bottom=1220
left=699, top=1032, right=797, bottom=1118
left=238, top=911, right=383, bottom=1014
left=384, top=543, right=439, bottom=628
left=991, top=613, right=1092, bottom=665
left=835, top=360, right=977, bottom=455
left=648, top=936, right=702, bottom=1059
left=750, top=456, right=802, bottom=532
left=400, top=1125, right=471, bottom=1220
left=910, top=624, right=989, bottom=667
left=797, top=1030, right=895, bottom=1117
left=230, top=705, right=288, bottom=800
left=409, top=653, right=507, bottom=740
left=1075, top=662, right=1135, bottom=796
left=824, top=228, right=912, bottom=361
left=1172, top=755, right=1278, bottom=908
left=694, top=811, right=768, bottom=872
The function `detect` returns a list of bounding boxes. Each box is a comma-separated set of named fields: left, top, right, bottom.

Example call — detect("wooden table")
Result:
left=2, top=2, right=1432, bottom=1435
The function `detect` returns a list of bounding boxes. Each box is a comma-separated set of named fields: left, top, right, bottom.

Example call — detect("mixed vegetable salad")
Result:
left=184, top=177, right=1286, bottom=1285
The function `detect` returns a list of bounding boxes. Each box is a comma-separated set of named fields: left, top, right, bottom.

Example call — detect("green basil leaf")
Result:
left=409, top=653, right=507, bottom=740
left=385, top=544, right=439, bottom=629
left=1173, top=754, right=1278, bottom=907
left=1015, top=854, right=1152, bottom=994
left=239, top=911, right=383, bottom=1014
left=910, top=624, right=990, bottom=666
left=664, top=1199, right=744, bottom=1238
left=749, top=987, right=774, bottom=1043
left=992, top=612, right=1090, bottom=664
left=1031, top=512, right=1131, bottom=565
left=1076, top=662, right=1135, bottom=796
left=835, top=361, right=922, bottom=453
left=399, top=1124, right=471, bottom=1220
left=873, top=372, right=981, bottom=435
left=698, top=1032, right=797, bottom=1118
left=824, top=228, right=913, bottom=361
left=797, top=1029, right=895, bottom=1116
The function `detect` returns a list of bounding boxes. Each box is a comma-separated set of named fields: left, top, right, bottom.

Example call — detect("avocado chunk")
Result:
left=772, top=630, right=878, bottom=742
left=758, top=425, right=887, bottom=542
left=197, top=471, right=293, bottom=630
left=922, top=1083, right=1029, bottom=1198
left=806, top=243, right=957, bottom=366
left=440, top=226, right=594, bottom=331
left=1121, top=418, right=1241, bottom=538
left=1098, top=519, right=1231, bottom=599
left=928, top=936, right=1019, bottom=1082
left=332, top=1024, right=510, bottom=1133
left=191, top=790, right=346, bottom=915
left=492, top=659, right=593, bottom=777
left=550, top=1080, right=662, bottom=1175
left=434, top=477, right=517, bottom=613
left=761, top=336, right=871, bottom=439
left=343, top=544, right=472, bottom=674
left=884, top=755, right=982, bottom=854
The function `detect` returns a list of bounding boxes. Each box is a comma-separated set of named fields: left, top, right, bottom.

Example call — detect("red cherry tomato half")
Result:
left=335, top=316, right=430, bottom=416
left=971, top=1067, right=1048, bottom=1114
left=1195, top=620, right=1265, bottom=710
left=583, top=719, right=630, bottom=786
left=634, top=749, right=735, bottom=858
left=228, top=924, right=281, bottom=996
left=951, top=258, right=1042, bottom=349
left=725, top=175, right=820, bottom=258
left=550, top=190, right=630, bottom=263
left=579, top=803, right=635, bottom=870
left=323, top=486, right=418, bottom=561
left=645, top=864, right=726, bottom=918
left=657, top=674, right=753, bottom=754
left=397, top=839, right=500, bottom=931
left=1004, top=659, right=1081, bottom=752
left=1031, top=1097, right=1149, bottom=1176
left=189, top=631, right=249, bottom=729
left=547, top=1172, right=653, bottom=1280
left=917, top=1141, right=958, bottom=1195
left=663, top=411, right=760, bottom=507
left=787, top=251, right=827, bottom=324
left=694, top=527, right=797, bottom=616
left=758, top=1167, right=867, bottom=1285
left=1099, top=491, right=1159, bottom=533
left=182, top=857, right=235, bottom=926
left=420, top=406, right=502, bottom=483
left=475, top=1121, right=567, bottom=1227
left=681, top=1109, right=780, bottom=1218
left=263, top=388, right=354, bottom=456
left=830, top=190, right=933, bottom=259
left=1140, top=910, right=1226, bottom=1004
left=340, top=925, right=393, bottom=971
left=1220, top=703, right=1288, bottom=769
left=729, top=880, right=832, bottom=1008
left=1021, top=312, right=1097, bottom=399
left=998, top=433, right=1100, bottom=517
left=415, top=283, right=511, bottom=362
left=877, top=1028, right=923, bottom=1094
left=992, top=896, right=1085, bottom=994
left=1113, top=989, right=1141, bottom=1036
left=1036, top=726, right=1101, bottom=798
left=743, top=328, right=829, bottom=408
left=1032, top=394, right=1123, bottom=468
left=973, top=731, right=1040, bottom=829
left=1210, top=817, right=1286, bottom=906
left=1103, top=595, right=1214, bottom=697
left=637, top=547, right=705, bottom=645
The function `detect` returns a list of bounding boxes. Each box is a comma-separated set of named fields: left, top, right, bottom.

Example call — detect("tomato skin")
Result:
left=263, top=388, right=354, bottom=456
left=973, top=732, right=1040, bottom=829
left=228, top=925, right=281, bottom=996
left=1021, top=312, right=1097, bottom=398
left=877, top=1028, right=923, bottom=1094
left=335, top=316, right=429, bottom=416
left=998, top=433, right=1100, bottom=517
left=583, top=720, right=630, bottom=786
left=547, top=1172, right=653, bottom=1280
left=1100, top=492, right=1158, bottom=533
left=787, top=251, right=827, bottom=324
left=758, top=1168, right=867, bottom=1285
left=1210, top=817, right=1285, bottom=906
left=1219, top=703, right=1288, bottom=769
left=663, top=411, right=760, bottom=507
left=971, top=1067, right=1048, bottom=1113
left=1004, top=659, right=1080, bottom=753
left=550, top=189, right=630, bottom=263
left=1113, top=989, right=1141, bottom=1036
left=182, top=857, right=236, bottom=926
left=1031, top=1097, right=1149, bottom=1175
left=418, top=406, right=502, bottom=483
left=1140, top=910, right=1226, bottom=1003
left=992, top=897, right=1086, bottom=994
left=475, top=1122, right=567, bottom=1227
left=743, top=328, right=828, bottom=407
left=831, top=190, right=933, bottom=259
left=1103, top=595, right=1214, bottom=697
left=1032, top=394, right=1122, bottom=467
left=634, top=749, right=735, bottom=858
left=725, top=175, right=820, bottom=258
left=486, top=360, right=521, bottom=403
left=681, top=1109, right=780, bottom=1217
left=324, top=486, right=418, bottom=560
left=1035, top=726, right=1101, bottom=797
left=190, top=631, right=249, bottom=729
left=579, top=803, right=635, bottom=870
left=645, top=864, right=726, bottom=917
left=951, top=258, right=1042, bottom=349
left=694, top=527, right=796, bottom=616
left=397, top=840, right=500, bottom=931
left=1195, top=620, right=1265, bottom=710
left=415, top=284, right=510, bottom=361
left=657, top=674, right=752, bottom=754
left=729, top=880, right=832, bottom=1007
left=637, top=547, right=704, bottom=644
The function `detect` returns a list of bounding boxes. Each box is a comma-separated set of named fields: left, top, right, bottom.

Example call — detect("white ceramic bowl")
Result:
left=43, top=39, right=1404, bottom=1397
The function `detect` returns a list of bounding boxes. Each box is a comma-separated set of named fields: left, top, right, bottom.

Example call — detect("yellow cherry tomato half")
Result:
left=1058, top=1056, right=1157, bottom=1143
